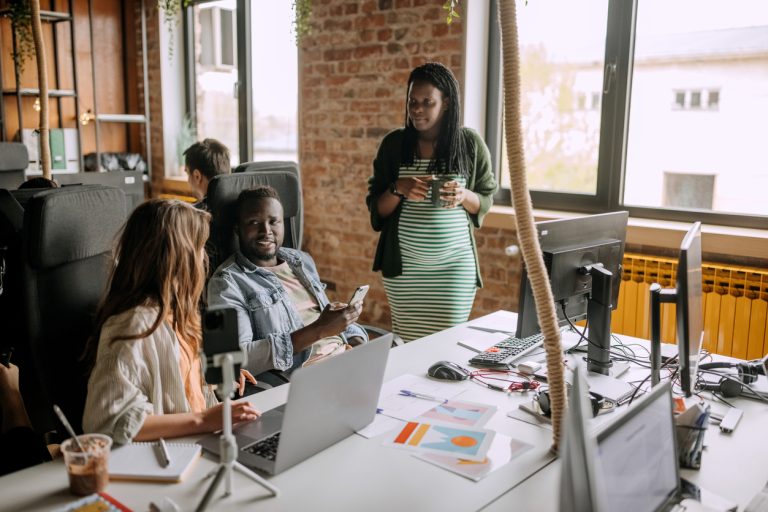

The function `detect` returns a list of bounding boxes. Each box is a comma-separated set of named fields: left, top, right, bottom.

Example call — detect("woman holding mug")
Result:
left=366, top=62, right=497, bottom=342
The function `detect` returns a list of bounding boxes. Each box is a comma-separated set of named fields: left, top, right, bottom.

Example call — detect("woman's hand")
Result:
left=201, top=402, right=260, bottom=431
left=396, top=176, right=433, bottom=201
left=440, top=180, right=466, bottom=208
left=236, top=369, right=258, bottom=397
left=440, top=180, right=480, bottom=213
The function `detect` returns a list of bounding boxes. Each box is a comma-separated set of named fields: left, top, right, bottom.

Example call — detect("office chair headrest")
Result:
left=24, top=185, right=127, bottom=269
left=0, top=143, right=29, bottom=172
left=208, top=171, right=301, bottom=218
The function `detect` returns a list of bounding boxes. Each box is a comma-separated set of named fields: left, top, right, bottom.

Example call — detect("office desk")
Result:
left=2, top=310, right=766, bottom=511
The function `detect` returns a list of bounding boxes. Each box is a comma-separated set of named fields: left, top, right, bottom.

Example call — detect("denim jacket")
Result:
left=207, top=248, right=368, bottom=376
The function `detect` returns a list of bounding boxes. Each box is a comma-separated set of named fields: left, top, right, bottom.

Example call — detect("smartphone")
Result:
left=348, top=285, right=370, bottom=306
left=202, top=308, right=241, bottom=385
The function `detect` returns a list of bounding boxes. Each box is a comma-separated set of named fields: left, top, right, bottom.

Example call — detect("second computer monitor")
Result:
left=515, top=211, right=629, bottom=374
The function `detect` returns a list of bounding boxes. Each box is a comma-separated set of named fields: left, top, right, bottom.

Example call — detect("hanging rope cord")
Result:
left=30, top=0, right=51, bottom=179
left=498, top=0, right=567, bottom=453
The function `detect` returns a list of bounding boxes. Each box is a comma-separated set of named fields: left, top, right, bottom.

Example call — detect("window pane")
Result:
left=500, top=0, right=608, bottom=195
left=193, top=1, right=239, bottom=165
left=624, top=1, right=768, bottom=215
left=250, top=1, right=298, bottom=162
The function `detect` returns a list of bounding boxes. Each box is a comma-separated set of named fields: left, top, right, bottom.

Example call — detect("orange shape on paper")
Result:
left=451, top=435, right=478, bottom=448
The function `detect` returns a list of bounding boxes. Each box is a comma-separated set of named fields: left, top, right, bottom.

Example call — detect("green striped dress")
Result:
left=383, top=160, right=477, bottom=342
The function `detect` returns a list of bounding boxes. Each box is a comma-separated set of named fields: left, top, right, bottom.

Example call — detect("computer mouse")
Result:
left=427, top=360, right=471, bottom=381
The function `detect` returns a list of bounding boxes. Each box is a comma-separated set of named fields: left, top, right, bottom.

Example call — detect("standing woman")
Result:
left=366, top=62, right=497, bottom=342
left=83, top=200, right=259, bottom=444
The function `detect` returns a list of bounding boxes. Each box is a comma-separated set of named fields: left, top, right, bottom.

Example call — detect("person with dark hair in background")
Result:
left=183, top=138, right=231, bottom=211
left=208, top=186, right=367, bottom=390
left=18, top=177, right=59, bottom=190
left=0, top=362, right=51, bottom=476
left=82, top=199, right=259, bottom=444
left=366, top=62, right=497, bottom=342
left=184, top=138, right=231, bottom=275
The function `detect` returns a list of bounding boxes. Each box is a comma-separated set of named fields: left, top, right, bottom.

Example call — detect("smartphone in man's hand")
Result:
left=348, top=285, right=369, bottom=306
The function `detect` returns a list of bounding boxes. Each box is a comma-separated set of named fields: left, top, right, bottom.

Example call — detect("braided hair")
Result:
left=402, top=62, right=472, bottom=177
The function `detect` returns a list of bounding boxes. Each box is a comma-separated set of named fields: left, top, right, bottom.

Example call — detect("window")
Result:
left=184, top=0, right=298, bottom=167
left=489, top=0, right=768, bottom=228
left=188, top=0, right=240, bottom=166
left=690, top=91, right=702, bottom=109
left=199, top=7, right=236, bottom=69
left=707, top=90, right=720, bottom=110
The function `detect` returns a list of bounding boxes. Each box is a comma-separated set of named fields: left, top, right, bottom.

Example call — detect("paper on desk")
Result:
left=356, top=414, right=405, bottom=439
left=456, top=331, right=509, bottom=353
left=376, top=374, right=466, bottom=421
left=466, top=316, right=516, bottom=334
left=414, top=433, right=532, bottom=481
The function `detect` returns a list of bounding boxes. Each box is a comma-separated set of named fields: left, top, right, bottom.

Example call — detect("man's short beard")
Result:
left=253, top=250, right=277, bottom=262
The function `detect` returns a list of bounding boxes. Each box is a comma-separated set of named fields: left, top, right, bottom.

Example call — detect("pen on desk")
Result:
left=157, top=437, right=171, bottom=468
left=399, top=389, right=448, bottom=403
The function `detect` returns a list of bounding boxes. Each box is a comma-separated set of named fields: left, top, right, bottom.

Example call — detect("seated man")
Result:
left=183, top=138, right=231, bottom=211
left=207, top=186, right=367, bottom=387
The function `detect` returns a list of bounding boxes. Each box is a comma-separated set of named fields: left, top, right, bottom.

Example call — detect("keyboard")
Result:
left=468, top=332, right=547, bottom=368
left=243, top=432, right=281, bottom=461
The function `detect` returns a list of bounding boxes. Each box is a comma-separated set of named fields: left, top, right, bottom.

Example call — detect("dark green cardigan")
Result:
left=366, top=127, right=498, bottom=287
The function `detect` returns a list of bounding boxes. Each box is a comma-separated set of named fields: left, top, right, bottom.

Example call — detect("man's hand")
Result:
left=314, top=302, right=362, bottom=339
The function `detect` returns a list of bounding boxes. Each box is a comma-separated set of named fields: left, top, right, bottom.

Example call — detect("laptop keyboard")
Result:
left=243, top=432, right=281, bottom=462
left=468, top=331, right=552, bottom=368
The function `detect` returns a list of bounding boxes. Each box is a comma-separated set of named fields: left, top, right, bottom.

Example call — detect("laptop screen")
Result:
left=595, top=383, right=679, bottom=512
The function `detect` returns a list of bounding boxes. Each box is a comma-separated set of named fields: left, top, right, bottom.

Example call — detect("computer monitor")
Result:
left=594, top=381, right=679, bottom=512
left=515, top=211, right=629, bottom=375
left=650, top=222, right=703, bottom=397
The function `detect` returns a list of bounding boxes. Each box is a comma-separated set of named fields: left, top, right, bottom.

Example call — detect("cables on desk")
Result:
left=468, top=368, right=540, bottom=394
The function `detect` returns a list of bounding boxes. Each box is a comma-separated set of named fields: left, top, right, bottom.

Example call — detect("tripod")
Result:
left=196, top=352, right=280, bottom=512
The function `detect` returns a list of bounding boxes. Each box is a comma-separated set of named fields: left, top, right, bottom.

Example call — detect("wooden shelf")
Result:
left=0, top=9, right=72, bottom=22
left=96, top=113, right=147, bottom=123
left=2, top=88, right=77, bottom=97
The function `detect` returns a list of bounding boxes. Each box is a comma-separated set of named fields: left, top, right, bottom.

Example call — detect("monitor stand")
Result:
left=584, top=264, right=613, bottom=376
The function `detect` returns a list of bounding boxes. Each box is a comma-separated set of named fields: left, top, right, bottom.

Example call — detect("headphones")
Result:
left=534, top=387, right=608, bottom=418
left=697, top=362, right=760, bottom=398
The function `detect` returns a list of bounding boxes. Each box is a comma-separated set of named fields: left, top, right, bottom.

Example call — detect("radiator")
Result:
left=612, top=253, right=768, bottom=359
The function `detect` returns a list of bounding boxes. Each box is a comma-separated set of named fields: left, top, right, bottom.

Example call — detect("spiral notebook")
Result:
left=109, top=441, right=201, bottom=482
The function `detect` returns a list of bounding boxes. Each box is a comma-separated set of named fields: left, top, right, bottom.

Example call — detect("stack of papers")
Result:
left=358, top=373, right=534, bottom=481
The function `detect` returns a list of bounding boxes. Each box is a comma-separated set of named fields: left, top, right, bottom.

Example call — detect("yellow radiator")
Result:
left=612, top=253, right=768, bottom=359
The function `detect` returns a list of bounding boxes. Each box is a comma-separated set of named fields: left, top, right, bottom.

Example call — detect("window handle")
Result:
left=603, top=62, right=617, bottom=94
left=233, top=82, right=239, bottom=99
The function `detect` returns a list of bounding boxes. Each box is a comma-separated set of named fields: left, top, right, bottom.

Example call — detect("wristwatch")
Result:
left=389, top=182, right=405, bottom=198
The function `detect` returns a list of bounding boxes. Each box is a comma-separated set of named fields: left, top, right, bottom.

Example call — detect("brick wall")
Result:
left=135, top=1, right=165, bottom=197
left=300, top=0, right=523, bottom=330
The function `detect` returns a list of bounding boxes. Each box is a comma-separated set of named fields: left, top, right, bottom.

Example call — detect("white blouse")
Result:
left=82, top=306, right=217, bottom=444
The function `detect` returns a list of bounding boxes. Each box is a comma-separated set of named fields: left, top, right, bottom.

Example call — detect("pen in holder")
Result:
left=674, top=404, right=710, bottom=470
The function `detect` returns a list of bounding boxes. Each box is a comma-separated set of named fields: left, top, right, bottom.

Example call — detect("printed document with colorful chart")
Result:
left=387, top=421, right=494, bottom=462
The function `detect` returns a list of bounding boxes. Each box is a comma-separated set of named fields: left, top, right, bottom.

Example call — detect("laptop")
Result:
left=594, top=382, right=735, bottom=512
left=198, top=334, right=392, bottom=475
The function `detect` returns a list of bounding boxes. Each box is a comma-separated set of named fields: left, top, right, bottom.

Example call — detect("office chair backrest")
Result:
left=0, top=143, right=29, bottom=189
left=208, top=163, right=302, bottom=267
left=22, top=185, right=127, bottom=433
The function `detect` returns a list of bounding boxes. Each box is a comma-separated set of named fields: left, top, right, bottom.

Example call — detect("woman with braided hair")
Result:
left=366, top=62, right=497, bottom=342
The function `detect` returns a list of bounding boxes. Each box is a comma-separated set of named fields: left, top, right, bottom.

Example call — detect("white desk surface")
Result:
left=2, top=310, right=767, bottom=512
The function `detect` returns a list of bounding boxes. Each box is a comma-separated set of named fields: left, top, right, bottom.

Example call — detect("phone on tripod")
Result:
left=203, top=307, right=241, bottom=385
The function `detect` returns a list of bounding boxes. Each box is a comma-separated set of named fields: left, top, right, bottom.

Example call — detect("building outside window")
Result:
left=491, top=0, right=768, bottom=228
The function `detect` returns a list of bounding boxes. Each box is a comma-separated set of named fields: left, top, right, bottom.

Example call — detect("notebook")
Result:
left=109, top=441, right=201, bottom=482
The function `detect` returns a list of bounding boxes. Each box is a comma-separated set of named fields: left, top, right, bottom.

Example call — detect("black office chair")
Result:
left=20, top=185, right=127, bottom=433
left=0, top=143, right=28, bottom=190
